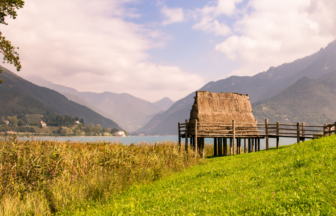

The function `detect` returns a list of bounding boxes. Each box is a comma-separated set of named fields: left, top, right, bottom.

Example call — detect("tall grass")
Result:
left=0, top=136, right=212, bottom=215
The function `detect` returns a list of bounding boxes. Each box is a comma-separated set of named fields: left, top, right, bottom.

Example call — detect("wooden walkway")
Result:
left=178, top=119, right=336, bottom=159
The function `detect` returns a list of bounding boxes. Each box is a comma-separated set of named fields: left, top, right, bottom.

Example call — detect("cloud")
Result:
left=214, top=0, right=336, bottom=76
left=1, top=0, right=204, bottom=101
left=192, top=0, right=242, bottom=36
left=161, top=6, right=185, bottom=25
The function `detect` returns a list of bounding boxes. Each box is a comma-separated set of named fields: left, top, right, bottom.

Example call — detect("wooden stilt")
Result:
left=258, top=138, right=261, bottom=151
left=252, top=138, right=255, bottom=152
left=218, top=137, right=222, bottom=156
left=232, top=120, right=235, bottom=155
left=224, top=138, right=227, bottom=156
left=265, top=119, right=269, bottom=150
left=297, top=122, right=300, bottom=143
left=185, top=119, right=188, bottom=152
left=214, top=138, right=217, bottom=157
left=194, top=119, right=197, bottom=158
left=276, top=122, right=280, bottom=149
left=244, top=138, right=247, bottom=153
left=178, top=122, right=181, bottom=152
left=230, top=138, right=233, bottom=155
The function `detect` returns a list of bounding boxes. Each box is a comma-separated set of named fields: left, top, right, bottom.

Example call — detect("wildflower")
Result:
left=272, top=192, right=274, bottom=194
left=273, top=196, right=275, bottom=199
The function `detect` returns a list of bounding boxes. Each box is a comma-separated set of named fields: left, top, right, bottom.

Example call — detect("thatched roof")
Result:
left=188, top=91, right=258, bottom=137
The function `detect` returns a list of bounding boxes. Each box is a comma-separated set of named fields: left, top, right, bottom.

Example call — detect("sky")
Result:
left=1, top=0, right=336, bottom=102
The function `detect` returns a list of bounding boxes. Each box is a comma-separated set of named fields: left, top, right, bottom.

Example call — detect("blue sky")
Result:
left=3, top=0, right=335, bottom=101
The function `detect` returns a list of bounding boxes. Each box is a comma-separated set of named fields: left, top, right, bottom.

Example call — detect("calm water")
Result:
left=17, top=136, right=308, bottom=149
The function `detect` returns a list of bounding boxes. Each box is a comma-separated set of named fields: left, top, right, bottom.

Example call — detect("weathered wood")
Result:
left=244, top=138, right=247, bottom=153
left=224, top=138, right=227, bottom=156
left=232, top=120, right=236, bottom=155
left=218, top=138, right=222, bottom=156
left=297, top=122, right=300, bottom=143
left=195, top=119, right=198, bottom=158
left=265, top=119, right=269, bottom=150
left=202, top=138, right=205, bottom=159
left=252, top=138, right=255, bottom=152
left=185, top=119, right=189, bottom=152
left=214, top=138, right=217, bottom=156
left=230, top=138, right=233, bottom=155
left=258, top=138, right=261, bottom=151
left=276, top=122, right=280, bottom=149
left=302, top=123, right=305, bottom=141
left=178, top=122, right=181, bottom=152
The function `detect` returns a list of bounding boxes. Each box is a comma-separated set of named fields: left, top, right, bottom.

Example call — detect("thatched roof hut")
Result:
left=188, top=91, right=259, bottom=137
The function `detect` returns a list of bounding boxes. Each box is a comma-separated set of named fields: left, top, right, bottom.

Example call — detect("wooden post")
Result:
left=178, top=122, right=181, bottom=152
left=297, top=122, right=300, bottom=143
left=185, top=120, right=189, bottom=152
left=276, top=122, right=279, bottom=148
left=252, top=139, right=255, bottom=152
left=334, top=122, right=336, bottom=135
left=232, top=120, right=236, bottom=155
left=224, top=138, right=227, bottom=156
left=230, top=138, right=233, bottom=155
left=244, top=138, right=247, bottom=153
left=302, top=123, right=305, bottom=141
left=258, top=138, right=261, bottom=151
left=214, top=138, right=217, bottom=156
left=194, top=119, right=197, bottom=158
left=202, top=138, right=205, bottom=159
left=218, top=138, right=222, bottom=156
left=247, top=138, right=250, bottom=153
left=265, top=119, right=269, bottom=150
left=329, top=124, right=332, bottom=136
left=238, top=139, right=241, bottom=154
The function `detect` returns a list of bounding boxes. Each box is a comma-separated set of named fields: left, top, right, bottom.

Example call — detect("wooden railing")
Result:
left=178, top=119, right=334, bottom=157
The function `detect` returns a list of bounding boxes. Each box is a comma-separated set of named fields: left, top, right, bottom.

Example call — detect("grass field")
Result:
left=68, top=135, right=336, bottom=215
left=0, top=138, right=210, bottom=215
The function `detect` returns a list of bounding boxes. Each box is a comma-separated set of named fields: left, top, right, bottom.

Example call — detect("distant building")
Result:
left=115, top=131, right=126, bottom=137
left=40, top=120, right=47, bottom=128
left=74, top=120, right=80, bottom=124
left=3, top=120, right=9, bottom=125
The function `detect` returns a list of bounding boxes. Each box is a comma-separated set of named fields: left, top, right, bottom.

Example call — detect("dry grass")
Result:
left=0, top=136, right=212, bottom=215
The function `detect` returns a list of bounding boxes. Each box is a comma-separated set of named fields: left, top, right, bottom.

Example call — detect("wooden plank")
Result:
left=297, top=122, right=300, bottom=143
left=195, top=119, right=198, bottom=158
left=265, top=119, right=269, bottom=150
left=232, top=120, right=236, bottom=155
left=304, top=125, right=324, bottom=128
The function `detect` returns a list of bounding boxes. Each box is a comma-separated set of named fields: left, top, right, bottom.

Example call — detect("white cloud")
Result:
left=192, top=0, right=242, bottom=36
left=1, top=0, right=204, bottom=101
left=161, top=6, right=184, bottom=25
left=214, top=0, right=336, bottom=76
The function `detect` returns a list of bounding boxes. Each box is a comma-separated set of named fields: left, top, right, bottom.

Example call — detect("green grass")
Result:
left=69, top=136, right=336, bottom=215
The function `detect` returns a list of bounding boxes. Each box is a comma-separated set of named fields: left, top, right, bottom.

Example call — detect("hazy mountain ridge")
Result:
left=138, top=39, right=336, bottom=135
left=0, top=68, right=121, bottom=130
left=24, top=76, right=169, bottom=132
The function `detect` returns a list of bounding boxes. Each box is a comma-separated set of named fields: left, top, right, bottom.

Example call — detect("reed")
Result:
left=0, top=136, right=212, bottom=215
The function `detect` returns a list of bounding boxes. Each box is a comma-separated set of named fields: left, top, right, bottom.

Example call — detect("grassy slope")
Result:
left=71, top=136, right=336, bottom=215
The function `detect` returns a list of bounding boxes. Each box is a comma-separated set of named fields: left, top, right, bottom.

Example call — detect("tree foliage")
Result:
left=0, top=0, right=24, bottom=83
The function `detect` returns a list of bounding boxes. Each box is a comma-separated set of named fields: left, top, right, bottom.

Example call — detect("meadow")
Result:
left=0, top=136, right=211, bottom=215
left=70, top=135, right=336, bottom=215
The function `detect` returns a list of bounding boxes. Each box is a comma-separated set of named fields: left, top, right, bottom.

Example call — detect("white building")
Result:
left=115, top=131, right=126, bottom=137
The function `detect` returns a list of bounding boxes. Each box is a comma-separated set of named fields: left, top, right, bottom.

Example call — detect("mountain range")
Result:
left=24, top=76, right=175, bottom=132
left=137, top=39, right=336, bottom=135
left=0, top=68, right=121, bottom=130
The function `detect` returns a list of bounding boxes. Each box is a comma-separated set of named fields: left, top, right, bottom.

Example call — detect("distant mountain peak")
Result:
left=153, top=97, right=175, bottom=111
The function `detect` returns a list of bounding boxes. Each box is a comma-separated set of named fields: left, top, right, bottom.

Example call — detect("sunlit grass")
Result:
left=72, top=135, right=336, bottom=215
left=0, top=136, right=211, bottom=215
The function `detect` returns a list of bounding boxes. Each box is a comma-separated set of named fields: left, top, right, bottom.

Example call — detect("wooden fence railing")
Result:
left=178, top=119, right=335, bottom=157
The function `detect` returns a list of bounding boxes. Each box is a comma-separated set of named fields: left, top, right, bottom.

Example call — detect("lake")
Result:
left=17, top=136, right=308, bottom=150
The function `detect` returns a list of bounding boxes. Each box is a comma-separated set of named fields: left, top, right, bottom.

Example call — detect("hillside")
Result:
left=74, top=136, right=336, bottom=215
left=153, top=97, right=175, bottom=110
left=253, top=71, right=336, bottom=124
left=138, top=39, right=336, bottom=135
left=0, top=68, right=121, bottom=129
left=25, top=76, right=165, bottom=132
